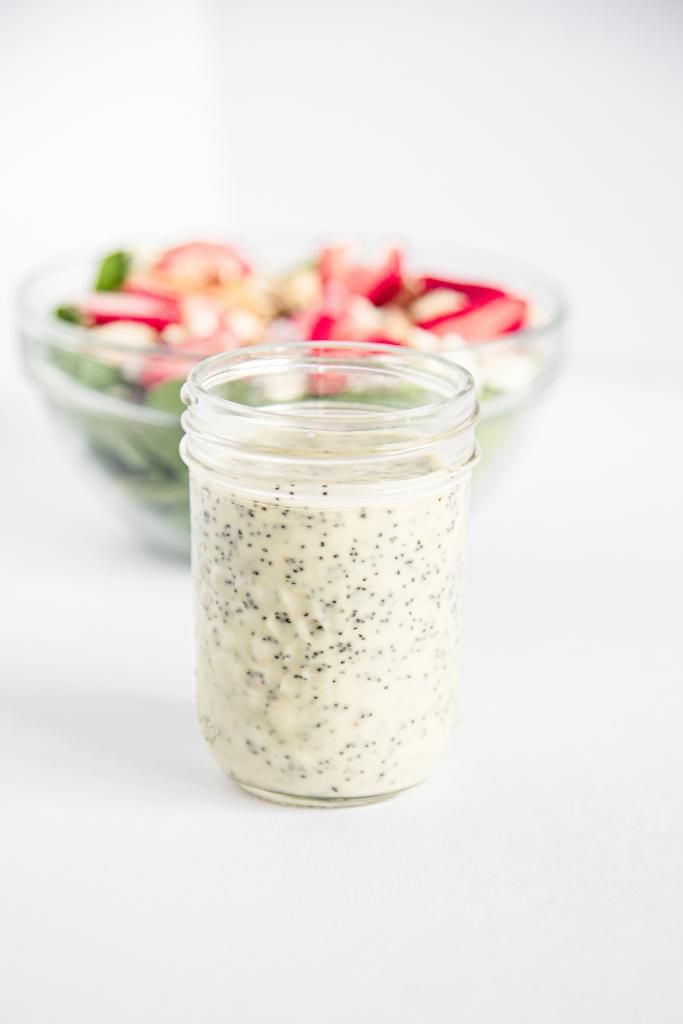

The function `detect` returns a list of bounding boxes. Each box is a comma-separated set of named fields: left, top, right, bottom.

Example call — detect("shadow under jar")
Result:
left=181, top=341, right=479, bottom=807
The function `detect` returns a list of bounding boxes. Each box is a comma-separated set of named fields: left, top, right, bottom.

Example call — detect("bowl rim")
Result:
left=15, top=238, right=569, bottom=361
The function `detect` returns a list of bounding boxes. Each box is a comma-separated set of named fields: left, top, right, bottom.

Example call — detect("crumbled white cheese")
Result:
left=260, top=370, right=308, bottom=403
left=411, top=288, right=466, bottom=322
left=89, top=320, right=159, bottom=347
left=407, top=327, right=440, bottom=352
left=482, top=351, right=537, bottom=393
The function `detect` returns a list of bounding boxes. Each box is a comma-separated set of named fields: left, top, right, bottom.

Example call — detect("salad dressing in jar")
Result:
left=181, top=341, right=479, bottom=806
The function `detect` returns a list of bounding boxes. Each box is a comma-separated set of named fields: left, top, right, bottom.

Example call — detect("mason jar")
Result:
left=181, top=341, right=479, bottom=807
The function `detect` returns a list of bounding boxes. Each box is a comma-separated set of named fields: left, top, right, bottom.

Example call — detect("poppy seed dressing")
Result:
left=191, top=471, right=471, bottom=802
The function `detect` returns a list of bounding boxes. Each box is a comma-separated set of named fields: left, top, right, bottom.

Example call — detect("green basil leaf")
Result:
left=145, top=379, right=185, bottom=415
left=94, top=250, right=130, bottom=291
left=51, top=347, right=123, bottom=391
left=55, top=304, right=84, bottom=324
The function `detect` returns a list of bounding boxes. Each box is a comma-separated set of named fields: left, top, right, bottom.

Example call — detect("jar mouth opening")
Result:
left=181, top=340, right=476, bottom=434
left=181, top=341, right=480, bottom=482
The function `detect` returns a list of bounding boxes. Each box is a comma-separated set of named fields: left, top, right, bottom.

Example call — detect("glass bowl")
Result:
left=16, top=238, right=567, bottom=558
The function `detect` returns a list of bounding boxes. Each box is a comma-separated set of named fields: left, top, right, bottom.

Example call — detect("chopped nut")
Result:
left=275, top=267, right=322, bottom=312
left=349, top=296, right=381, bottom=336
left=380, top=308, right=412, bottom=343
left=227, top=309, right=265, bottom=344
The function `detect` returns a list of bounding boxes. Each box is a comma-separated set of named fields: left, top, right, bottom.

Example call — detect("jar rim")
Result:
left=180, top=341, right=480, bottom=495
left=181, top=340, right=477, bottom=435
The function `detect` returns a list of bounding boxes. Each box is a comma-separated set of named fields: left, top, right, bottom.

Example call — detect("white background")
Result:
left=1, top=0, right=682, bottom=372
left=1, top=2, right=682, bottom=1022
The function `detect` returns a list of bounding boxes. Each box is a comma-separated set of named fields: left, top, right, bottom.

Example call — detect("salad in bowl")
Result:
left=17, top=236, right=566, bottom=556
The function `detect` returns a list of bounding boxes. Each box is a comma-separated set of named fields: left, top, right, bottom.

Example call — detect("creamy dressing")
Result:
left=190, top=470, right=471, bottom=803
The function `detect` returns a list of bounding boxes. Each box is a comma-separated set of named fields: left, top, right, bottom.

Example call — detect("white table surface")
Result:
left=2, top=361, right=682, bottom=1024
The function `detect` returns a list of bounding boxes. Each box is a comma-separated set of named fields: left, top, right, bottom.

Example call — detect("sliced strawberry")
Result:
left=364, top=249, right=403, bottom=306
left=124, top=278, right=180, bottom=305
left=308, top=343, right=362, bottom=358
left=415, top=275, right=527, bottom=340
left=319, top=245, right=351, bottom=287
left=364, top=336, right=405, bottom=347
left=296, top=280, right=352, bottom=341
left=77, top=292, right=180, bottom=333
left=153, top=242, right=251, bottom=288
left=307, top=313, right=339, bottom=341
left=306, top=341, right=364, bottom=395
left=139, top=333, right=229, bottom=389
left=140, top=352, right=196, bottom=389
left=319, top=245, right=367, bottom=292
left=318, top=245, right=404, bottom=306
left=306, top=337, right=404, bottom=395
left=418, top=276, right=505, bottom=307
left=308, top=370, right=348, bottom=396
left=419, top=295, right=528, bottom=341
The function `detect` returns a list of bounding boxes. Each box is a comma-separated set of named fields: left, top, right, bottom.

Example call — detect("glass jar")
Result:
left=181, top=341, right=479, bottom=807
